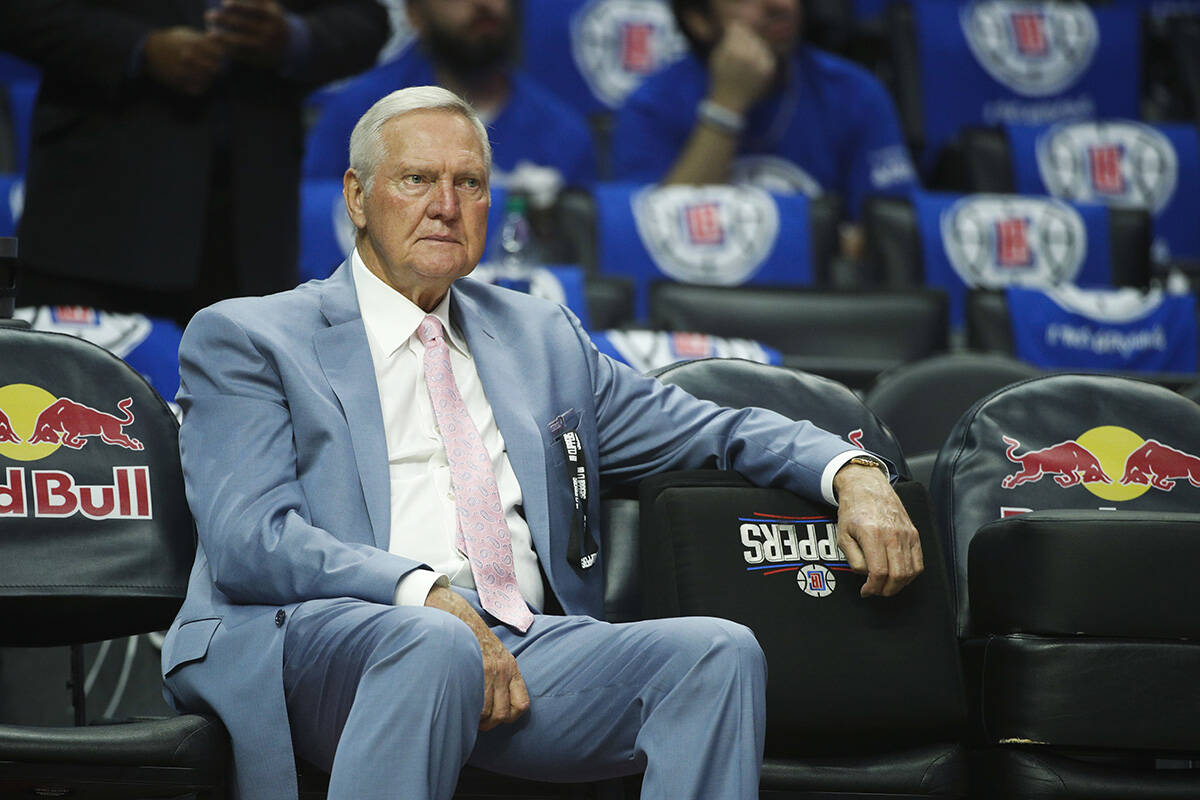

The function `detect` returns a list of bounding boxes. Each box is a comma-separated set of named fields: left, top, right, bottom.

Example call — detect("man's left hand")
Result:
left=205, top=0, right=290, bottom=68
left=833, top=463, right=924, bottom=597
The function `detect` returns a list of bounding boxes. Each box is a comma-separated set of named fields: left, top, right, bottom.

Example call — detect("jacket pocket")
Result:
left=162, top=618, right=221, bottom=677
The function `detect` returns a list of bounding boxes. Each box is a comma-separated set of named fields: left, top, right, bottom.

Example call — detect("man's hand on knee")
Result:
left=425, top=586, right=530, bottom=730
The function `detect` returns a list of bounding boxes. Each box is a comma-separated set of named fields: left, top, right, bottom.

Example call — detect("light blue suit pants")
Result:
left=282, top=589, right=767, bottom=799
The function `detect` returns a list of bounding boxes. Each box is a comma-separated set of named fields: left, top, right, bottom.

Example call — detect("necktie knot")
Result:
left=418, top=315, right=445, bottom=347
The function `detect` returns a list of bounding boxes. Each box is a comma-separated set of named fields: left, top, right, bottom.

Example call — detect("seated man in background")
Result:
left=304, top=0, right=597, bottom=188
left=611, top=0, right=918, bottom=258
left=161, top=85, right=922, bottom=800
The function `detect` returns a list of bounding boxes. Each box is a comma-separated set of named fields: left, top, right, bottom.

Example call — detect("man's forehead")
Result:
left=381, top=111, right=487, bottom=162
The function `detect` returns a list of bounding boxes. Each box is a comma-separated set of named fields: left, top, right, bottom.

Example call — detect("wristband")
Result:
left=697, top=99, right=745, bottom=136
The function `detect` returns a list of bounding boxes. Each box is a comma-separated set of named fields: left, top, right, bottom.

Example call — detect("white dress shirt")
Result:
left=352, top=251, right=544, bottom=612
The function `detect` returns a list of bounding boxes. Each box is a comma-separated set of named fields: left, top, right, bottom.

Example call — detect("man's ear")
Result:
left=343, top=169, right=368, bottom=233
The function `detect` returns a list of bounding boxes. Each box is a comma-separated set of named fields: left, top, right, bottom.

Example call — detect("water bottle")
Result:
left=491, top=193, right=541, bottom=293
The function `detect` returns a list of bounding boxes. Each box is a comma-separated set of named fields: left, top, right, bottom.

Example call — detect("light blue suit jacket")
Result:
left=160, top=262, right=855, bottom=800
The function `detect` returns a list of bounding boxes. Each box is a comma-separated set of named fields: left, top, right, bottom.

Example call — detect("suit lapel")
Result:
left=313, top=264, right=392, bottom=550
left=452, top=288, right=553, bottom=563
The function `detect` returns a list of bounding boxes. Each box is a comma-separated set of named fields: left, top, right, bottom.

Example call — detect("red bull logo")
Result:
left=0, top=383, right=153, bottom=520
left=1000, top=426, right=1200, bottom=501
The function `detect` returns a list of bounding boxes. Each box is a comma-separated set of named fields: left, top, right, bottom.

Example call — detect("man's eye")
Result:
left=460, top=177, right=480, bottom=189
left=403, top=175, right=424, bottom=185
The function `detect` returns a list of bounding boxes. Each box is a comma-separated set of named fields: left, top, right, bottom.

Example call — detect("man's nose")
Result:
left=426, top=177, right=460, bottom=220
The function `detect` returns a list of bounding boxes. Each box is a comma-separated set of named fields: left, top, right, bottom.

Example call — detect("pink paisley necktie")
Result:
left=417, top=315, right=533, bottom=632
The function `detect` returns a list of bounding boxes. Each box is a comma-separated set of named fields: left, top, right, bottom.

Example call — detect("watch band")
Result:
left=846, top=455, right=887, bottom=476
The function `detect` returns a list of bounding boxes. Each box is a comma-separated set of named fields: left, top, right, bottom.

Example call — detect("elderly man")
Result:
left=161, top=85, right=922, bottom=800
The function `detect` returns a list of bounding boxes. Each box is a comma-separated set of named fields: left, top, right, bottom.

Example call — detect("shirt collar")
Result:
left=351, top=248, right=470, bottom=359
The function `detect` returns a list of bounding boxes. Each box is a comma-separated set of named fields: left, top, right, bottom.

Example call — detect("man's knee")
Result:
left=366, top=607, right=485, bottom=699
left=665, top=617, right=767, bottom=680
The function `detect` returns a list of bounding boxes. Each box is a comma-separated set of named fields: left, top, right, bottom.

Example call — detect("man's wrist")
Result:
left=697, top=98, right=745, bottom=136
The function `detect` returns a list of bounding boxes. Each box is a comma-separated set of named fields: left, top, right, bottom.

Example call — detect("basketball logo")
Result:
left=961, top=0, right=1099, bottom=97
left=570, top=0, right=687, bottom=108
left=941, top=194, right=1087, bottom=288
left=632, top=185, right=780, bottom=285
left=1036, top=120, right=1178, bottom=213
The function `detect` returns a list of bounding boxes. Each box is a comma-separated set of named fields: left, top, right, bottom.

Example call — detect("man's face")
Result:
left=700, top=0, right=801, bottom=57
left=408, top=0, right=514, bottom=73
left=344, top=110, right=490, bottom=308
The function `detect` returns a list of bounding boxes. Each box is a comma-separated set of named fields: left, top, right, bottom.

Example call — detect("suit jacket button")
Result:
left=275, top=609, right=286, bottom=627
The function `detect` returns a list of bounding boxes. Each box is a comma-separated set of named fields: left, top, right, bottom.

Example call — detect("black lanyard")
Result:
left=550, top=415, right=597, bottom=571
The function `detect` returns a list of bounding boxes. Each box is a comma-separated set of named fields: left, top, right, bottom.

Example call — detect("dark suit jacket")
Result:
left=0, top=0, right=387, bottom=292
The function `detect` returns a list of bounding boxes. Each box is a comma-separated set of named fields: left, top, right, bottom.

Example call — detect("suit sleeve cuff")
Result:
left=393, top=570, right=449, bottom=606
left=821, top=449, right=873, bottom=506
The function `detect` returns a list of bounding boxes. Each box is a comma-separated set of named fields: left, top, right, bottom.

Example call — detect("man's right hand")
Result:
left=707, top=20, right=776, bottom=114
left=424, top=585, right=530, bottom=731
left=144, top=27, right=227, bottom=95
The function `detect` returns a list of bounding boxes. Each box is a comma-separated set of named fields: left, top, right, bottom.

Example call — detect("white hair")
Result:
left=348, top=85, right=493, bottom=195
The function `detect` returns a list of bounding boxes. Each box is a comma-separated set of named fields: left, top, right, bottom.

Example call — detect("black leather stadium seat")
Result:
left=621, top=358, right=968, bottom=798
left=649, top=284, right=949, bottom=391
left=931, top=373, right=1200, bottom=797
left=0, top=324, right=229, bottom=798
left=863, top=352, right=1041, bottom=485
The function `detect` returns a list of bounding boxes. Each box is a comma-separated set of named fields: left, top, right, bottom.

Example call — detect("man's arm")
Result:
left=661, top=21, right=775, bottom=186
left=563, top=308, right=923, bottom=595
left=177, top=305, right=422, bottom=607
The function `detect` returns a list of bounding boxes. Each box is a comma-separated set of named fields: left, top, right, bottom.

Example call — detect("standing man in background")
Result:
left=0, top=0, right=388, bottom=325
left=611, top=0, right=918, bottom=258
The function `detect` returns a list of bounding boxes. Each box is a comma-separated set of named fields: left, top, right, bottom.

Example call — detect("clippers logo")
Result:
left=633, top=185, right=780, bottom=285
left=941, top=194, right=1086, bottom=288
left=669, top=332, right=715, bottom=359
left=1000, top=425, right=1200, bottom=501
left=0, top=383, right=153, bottom=520
left=1011, top=11, right=1048, bottom=56
left=570, top=0, right=687, bottom=108
left=1036, top=121, right=1179, bottom=213
left=994, top=217, right=1033, bottom=267
left=741, top=512, right=851, bottom=597
left=728, top=155, right=823, bottom=197
left=683, top=202, right=724, bottom=245
left=961, top=0, right=1098, bottom=96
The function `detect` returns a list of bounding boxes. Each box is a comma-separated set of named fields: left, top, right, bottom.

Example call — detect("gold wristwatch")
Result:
left=845, top=455, right=887, bottom=475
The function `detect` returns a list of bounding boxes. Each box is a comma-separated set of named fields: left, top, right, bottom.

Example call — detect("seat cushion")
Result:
left=0, top=713, right=227, bottom=772
left=761, top=742, right=967, bottom=796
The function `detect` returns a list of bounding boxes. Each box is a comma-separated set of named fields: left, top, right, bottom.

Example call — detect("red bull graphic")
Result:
left=0, top=408, right=21, bottom=444
left=27, top=396, right=142, bottom=451
left=1002, top=434, right=1112, bottom=488
left=999, top=425, right=1200, bottom=503
left=0, top=383, right=154, bottom=520
left=1119, top=439, right=1200, bottom=491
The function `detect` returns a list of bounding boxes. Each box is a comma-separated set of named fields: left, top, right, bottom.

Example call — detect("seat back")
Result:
left=969, top=285, right=1200, bottom=375
left=931, top=372, right=1200, bottom=635
left=593, top=182, right=840, bottom=319
left=0, top=327, right=194, bottom=646
left=650, top=284, right=948, bottom=391
left=963, top=120, right=1200, bottom=267
left=864, top=352, right=1041, bottom=460
left=888, top=0, right=1141, bottom=169
left=517, top=0, right=687, bottom=116
left=866, top=192, right=1151, bottom=330
left=635, top=359, right=965, bottom=754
